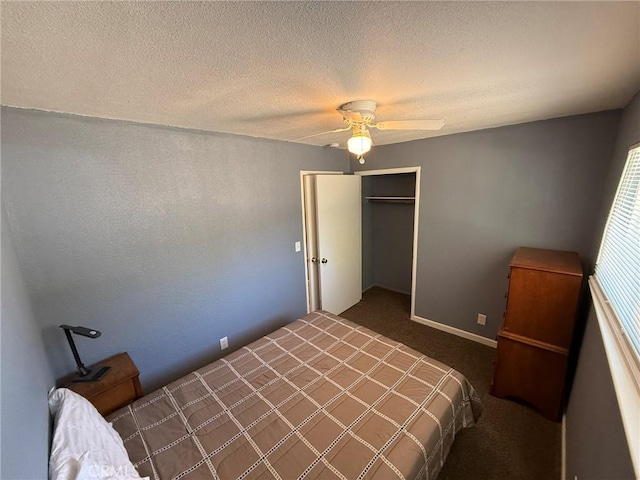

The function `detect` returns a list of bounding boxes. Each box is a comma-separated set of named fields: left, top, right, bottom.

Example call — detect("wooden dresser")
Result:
left=491, top=247, right=583, bottom=421
left=57, top=352, right=143, bottom=416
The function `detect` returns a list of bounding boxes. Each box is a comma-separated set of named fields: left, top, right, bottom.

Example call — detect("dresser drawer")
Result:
left=491, top=334, right=567, bottom=421
left=502, top=247, right=583, bottom=347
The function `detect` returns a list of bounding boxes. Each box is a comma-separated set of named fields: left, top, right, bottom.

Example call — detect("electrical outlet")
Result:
left=295, top=241, right=301, bottom=252
left=477, top=314, right=487, bottom=326
left=220, top=336, right=228, bottom=350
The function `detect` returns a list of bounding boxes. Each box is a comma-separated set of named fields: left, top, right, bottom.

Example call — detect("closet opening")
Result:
left=356, top=167, right=421, bottom=318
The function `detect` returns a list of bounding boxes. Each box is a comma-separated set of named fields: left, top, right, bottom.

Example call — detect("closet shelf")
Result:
left=365, top=196, right=415, bottom=204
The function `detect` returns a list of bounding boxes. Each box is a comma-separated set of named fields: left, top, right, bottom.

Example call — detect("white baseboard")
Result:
left=410, top=314, right=498, bottom=348
left=562, top=413, right=567, bottom=480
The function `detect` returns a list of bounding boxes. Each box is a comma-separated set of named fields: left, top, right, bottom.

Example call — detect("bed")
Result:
left=102, top=311, right=481, bottom=479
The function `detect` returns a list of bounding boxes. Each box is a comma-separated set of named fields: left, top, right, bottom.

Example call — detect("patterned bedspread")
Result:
left=109, top=311, right=482, bottom=479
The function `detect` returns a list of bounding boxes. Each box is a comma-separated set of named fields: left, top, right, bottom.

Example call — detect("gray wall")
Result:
left=566, top=310, right=635, bottom=480
left=1, top=205, right=55, bottom=480
left=1, top=107, right=348, bottom=392
left=565, top=92, right=639, bottom=480
left=352, top=111, right=621, bottom=339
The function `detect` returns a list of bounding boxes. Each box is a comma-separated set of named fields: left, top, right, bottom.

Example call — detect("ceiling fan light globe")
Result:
left=347, top=134, right=372, bottom=156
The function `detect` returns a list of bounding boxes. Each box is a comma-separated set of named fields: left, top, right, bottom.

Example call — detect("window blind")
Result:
left=595, top=144, right=640, bottom=362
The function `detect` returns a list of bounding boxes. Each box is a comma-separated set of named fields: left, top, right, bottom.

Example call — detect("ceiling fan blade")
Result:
left=373, top=119, right=445, bottom=131
left=337, top=109, right=364, bottom=124
left=294, top=126, right=351, bottom=141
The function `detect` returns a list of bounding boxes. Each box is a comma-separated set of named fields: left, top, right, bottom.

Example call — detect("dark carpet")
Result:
left=340, top=287, right=561, bottom=480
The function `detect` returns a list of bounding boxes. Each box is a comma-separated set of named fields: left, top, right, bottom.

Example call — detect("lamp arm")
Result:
left=63, top=328, right=90, bottom=377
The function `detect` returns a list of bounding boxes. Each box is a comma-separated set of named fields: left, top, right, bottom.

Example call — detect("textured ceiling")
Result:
left=1, top=1, right=639, bottom=149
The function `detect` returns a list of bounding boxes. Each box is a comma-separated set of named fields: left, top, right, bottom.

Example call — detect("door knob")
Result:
left=321, top=258, right=328, bottom=264
left=311, top=257, right=319, bottom=263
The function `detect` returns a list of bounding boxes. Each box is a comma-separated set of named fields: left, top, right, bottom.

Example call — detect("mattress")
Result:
left=108, top=311, right=482, bottom=479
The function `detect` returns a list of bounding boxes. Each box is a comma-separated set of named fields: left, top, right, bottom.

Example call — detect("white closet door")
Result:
left=315, top=175, right=362, bottom=314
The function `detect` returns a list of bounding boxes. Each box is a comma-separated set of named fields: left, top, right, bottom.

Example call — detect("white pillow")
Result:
left=48, top=388, right=148, bottom=480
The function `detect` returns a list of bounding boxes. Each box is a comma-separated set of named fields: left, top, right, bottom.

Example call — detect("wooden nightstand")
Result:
left=57, top=352, right=143, bottom=416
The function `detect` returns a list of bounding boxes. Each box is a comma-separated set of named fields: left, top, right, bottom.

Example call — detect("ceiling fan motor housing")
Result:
left=339, top=100, right=377, bottom=125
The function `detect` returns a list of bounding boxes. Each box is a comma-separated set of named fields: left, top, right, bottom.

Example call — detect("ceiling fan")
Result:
left=301, top=100, right=445, bottom=164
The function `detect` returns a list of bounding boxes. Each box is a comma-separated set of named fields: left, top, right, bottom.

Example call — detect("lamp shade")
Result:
left=347, top=132, right=372, bottom=156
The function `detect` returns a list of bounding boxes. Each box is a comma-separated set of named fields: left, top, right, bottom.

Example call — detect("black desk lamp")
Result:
left=60, top=325, right=111, bottom=382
